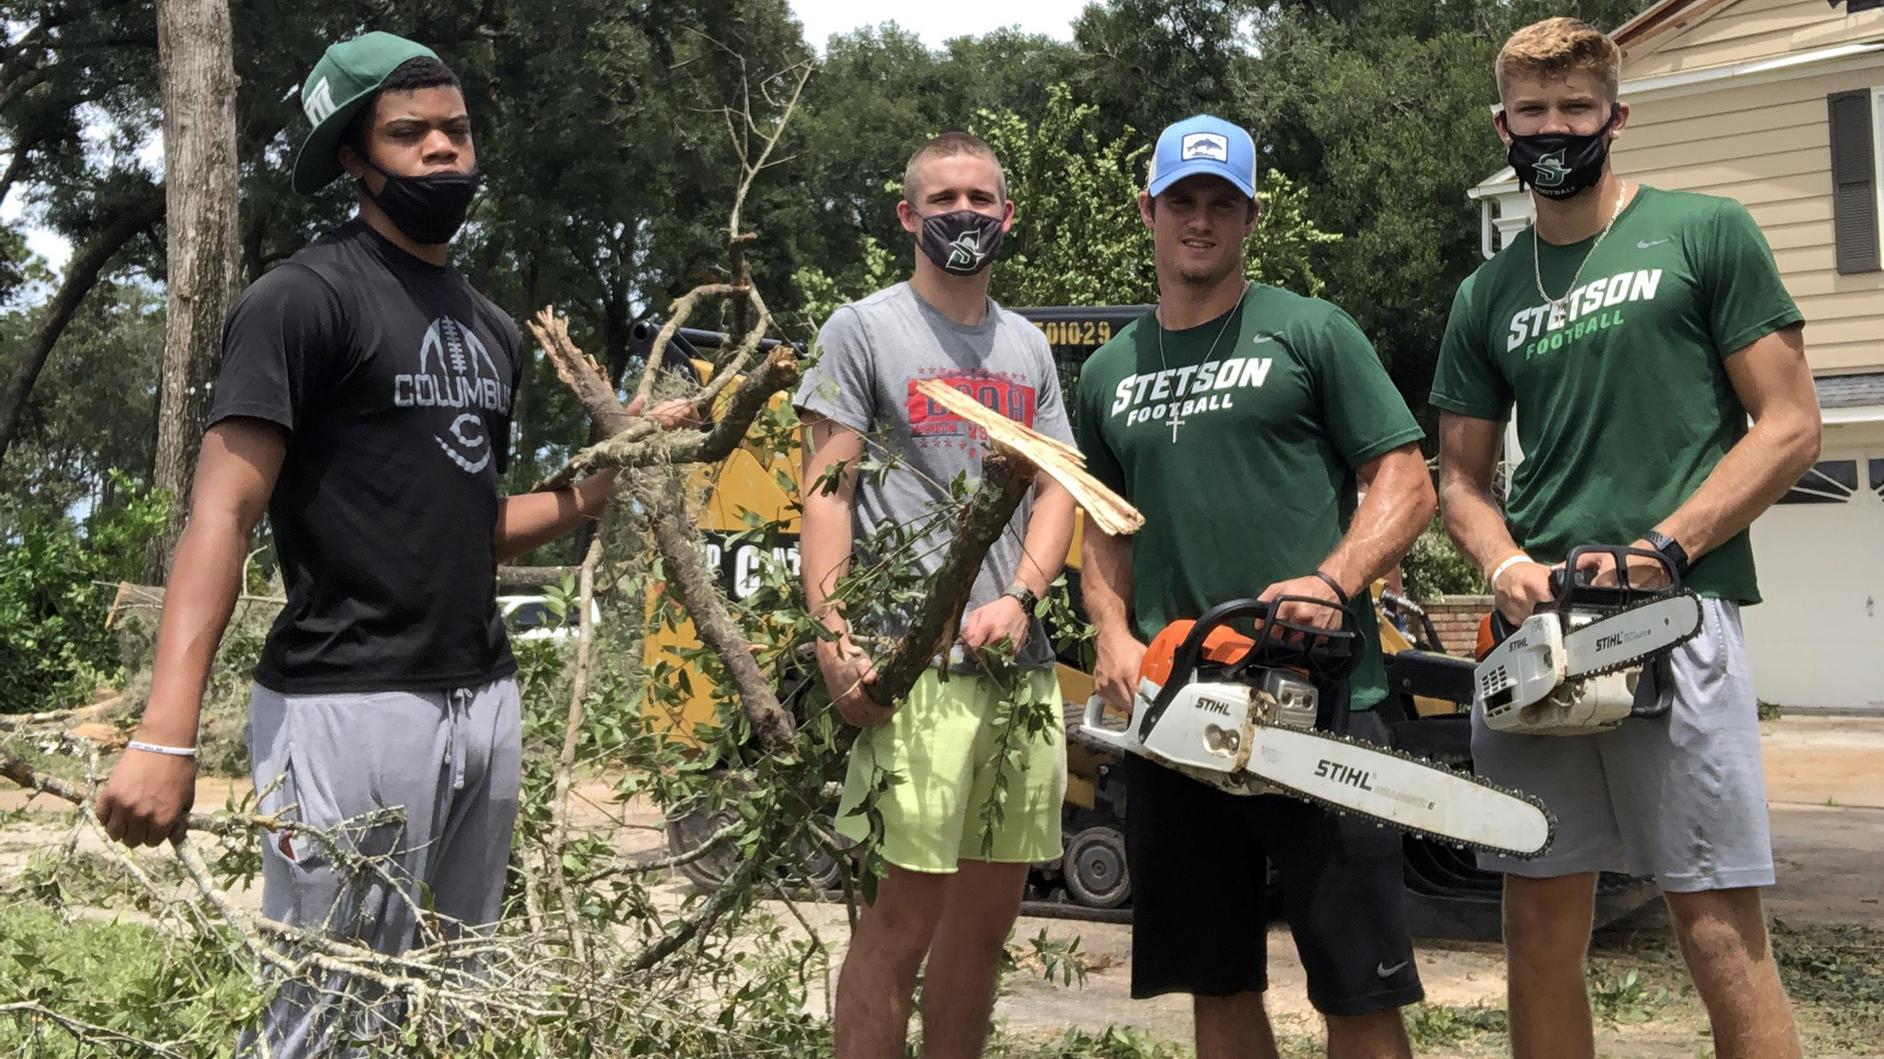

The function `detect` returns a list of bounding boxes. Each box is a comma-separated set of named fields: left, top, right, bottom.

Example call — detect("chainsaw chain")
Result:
left=1561, top=594, right=1706, bottom=682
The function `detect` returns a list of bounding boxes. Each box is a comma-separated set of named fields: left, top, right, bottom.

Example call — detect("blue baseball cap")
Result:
left=1146, top=114, right=1257, bottom=199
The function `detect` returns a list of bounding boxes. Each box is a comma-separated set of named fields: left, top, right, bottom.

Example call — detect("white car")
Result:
left=498, top=594, right=602, bottom=643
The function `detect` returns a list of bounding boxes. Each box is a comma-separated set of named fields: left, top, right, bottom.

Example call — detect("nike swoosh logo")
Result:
left=1637, top=238, right=1670, bottom=249
left=1251, top=335, right=1278, bottom=345
left=1376, top=960, right=1410, bottom=978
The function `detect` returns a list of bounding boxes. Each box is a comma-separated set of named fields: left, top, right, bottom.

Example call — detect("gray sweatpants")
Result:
left=237, top=677, right=522, bottom=1058
left=1472, top=598, right=1774, bottom=892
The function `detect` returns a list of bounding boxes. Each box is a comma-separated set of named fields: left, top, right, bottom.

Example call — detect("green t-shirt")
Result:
left=1074, top=283, right=1425, bottom=710
left=1430, top=186, right=1803, bottom=604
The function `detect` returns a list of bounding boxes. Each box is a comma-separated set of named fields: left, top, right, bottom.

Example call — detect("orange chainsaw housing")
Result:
left=1138, top=619, right=1255, bottom=687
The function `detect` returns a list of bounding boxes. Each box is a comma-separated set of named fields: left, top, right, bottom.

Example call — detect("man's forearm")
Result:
left=1656, top=413, right=1819, bottom=561
left=1080, top=528, right=1136, bottom=642
left=493, top=471, right=613, bottom=563
left=1011, top=476, right=1074, bottom=598
left=801, top=492, right=854, bottom=634
left=140, top=519, right=250, bottom=746
left=1440, top=471, right=1526, bottom=578
left=1319, top=448, right=1436, bottom=596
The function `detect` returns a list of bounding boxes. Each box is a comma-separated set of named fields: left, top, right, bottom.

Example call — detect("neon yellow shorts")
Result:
left=834, top=667, right=1066, bottom=873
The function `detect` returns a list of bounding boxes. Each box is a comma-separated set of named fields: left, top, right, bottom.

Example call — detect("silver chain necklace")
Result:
left=1531, top=181, right=1629, bottom=321
left=1156, top=282, right=1247, bottom=444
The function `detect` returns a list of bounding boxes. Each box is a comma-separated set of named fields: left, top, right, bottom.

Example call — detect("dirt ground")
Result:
left=4, top=715, right=1881, bottom=1056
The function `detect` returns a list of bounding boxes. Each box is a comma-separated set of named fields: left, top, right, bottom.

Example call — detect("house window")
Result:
left=1828, top=89, right=1880, bottom=274
left=1778, top=460, right=1859, bottom=504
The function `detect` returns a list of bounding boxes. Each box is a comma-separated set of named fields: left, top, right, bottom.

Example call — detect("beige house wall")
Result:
left=1624, top=0, right=1884, bottom=78
left=1611, top=3, right=1884, bottom=374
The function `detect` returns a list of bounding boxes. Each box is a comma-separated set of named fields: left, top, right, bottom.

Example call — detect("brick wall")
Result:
left=1423, top=595, right=1494, bottom=657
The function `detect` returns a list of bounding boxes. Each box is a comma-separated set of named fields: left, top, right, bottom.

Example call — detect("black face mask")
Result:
left=1504, top=107, right=1617, bottom=200
left=360, top=159, right=480, bottom=245
left=917, top=208, right=1005, bottom=276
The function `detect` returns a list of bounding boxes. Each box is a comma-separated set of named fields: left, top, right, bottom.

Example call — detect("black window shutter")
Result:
left=1828, top=90, right=1880, bottom=274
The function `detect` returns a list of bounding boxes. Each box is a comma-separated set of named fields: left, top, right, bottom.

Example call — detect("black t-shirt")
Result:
left=209, top=219, right=521, bottom=693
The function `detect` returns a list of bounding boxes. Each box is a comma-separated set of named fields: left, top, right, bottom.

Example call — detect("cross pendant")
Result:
left=1169, top=414, right=1186, bottom=443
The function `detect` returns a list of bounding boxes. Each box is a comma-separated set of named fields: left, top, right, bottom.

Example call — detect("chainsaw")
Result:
left=1077, top=596, right=1555, bottom=859
left=1473, top=545, right=1704, bottom=736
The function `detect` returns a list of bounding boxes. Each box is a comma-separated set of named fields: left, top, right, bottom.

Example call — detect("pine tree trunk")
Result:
left=145, top=0, right=240, bottom=583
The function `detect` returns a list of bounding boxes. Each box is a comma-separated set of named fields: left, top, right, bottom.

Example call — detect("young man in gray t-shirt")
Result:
left=793, top=132, right=1075, bottom=1059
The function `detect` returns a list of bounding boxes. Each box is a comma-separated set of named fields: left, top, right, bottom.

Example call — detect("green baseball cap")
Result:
left=291, top=31, right=439, bottom=195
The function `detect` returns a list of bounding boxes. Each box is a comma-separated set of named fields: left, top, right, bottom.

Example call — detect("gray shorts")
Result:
left=1472, top=598, right=1775, bottom=893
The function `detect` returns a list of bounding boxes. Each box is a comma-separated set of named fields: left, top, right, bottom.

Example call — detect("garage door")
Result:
left=1742, top=451, right=1884, bottom=711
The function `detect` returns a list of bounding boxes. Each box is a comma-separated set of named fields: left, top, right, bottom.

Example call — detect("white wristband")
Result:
left=1488, top=553, right=1537, bottom=589
left=126, top=740, right=197, bottom=759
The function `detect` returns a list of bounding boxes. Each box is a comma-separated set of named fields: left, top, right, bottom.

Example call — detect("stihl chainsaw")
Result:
left=1078, top=597, right=1555, bottom=859
left=1473, top=545, right=1704, bottom=736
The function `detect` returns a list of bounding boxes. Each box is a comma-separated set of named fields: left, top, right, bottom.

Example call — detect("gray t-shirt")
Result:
left=794, top=281, right=1074, bottom=671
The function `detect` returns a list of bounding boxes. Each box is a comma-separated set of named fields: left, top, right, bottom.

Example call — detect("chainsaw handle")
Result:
left=1140, top=596, right=1360, bottom=741
left=1079, top=694, right=1134, bottom=752
left=1550, top=545, right=1682, bottom=610
left=1142, top=598, right=1278, bottom=738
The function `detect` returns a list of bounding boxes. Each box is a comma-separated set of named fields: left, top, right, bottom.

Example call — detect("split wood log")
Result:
left=913, top=379, right=1143, bottom=536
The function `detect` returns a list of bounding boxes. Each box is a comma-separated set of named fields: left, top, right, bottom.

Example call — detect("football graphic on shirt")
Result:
left=391, top=315, right=512, bottom=474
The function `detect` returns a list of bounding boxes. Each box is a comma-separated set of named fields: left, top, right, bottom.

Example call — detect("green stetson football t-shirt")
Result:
left=1430, top=186, right=1804, bottom=604
left=1075, top=284, right=1425, bottom=710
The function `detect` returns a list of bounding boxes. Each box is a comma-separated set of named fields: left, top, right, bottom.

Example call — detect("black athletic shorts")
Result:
left=1122, top=708, right=1425, bottom=1016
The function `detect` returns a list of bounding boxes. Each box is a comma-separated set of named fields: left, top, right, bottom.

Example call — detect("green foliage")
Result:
left=0, top=903, right=259, bottom=1057
left=0, top=280, right=164, bottom=519
left=0, top=478, right=167, bottom=713
left=1587, top=966, right=1673, bottom=1025
left=990, top=1025, right=1192, bottom=1059
left=1401, top=517, right=1487, bottom=601
left=1772, top=920, right=1884, bottom=1046
left=1404, top=1001, right=1508, bottom=1047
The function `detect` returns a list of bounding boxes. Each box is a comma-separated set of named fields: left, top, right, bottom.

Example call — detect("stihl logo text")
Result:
left=1314, top=760, right=1374, bottom=791
left=1196, top=697, right=1234, bottom=716
left=1593, top=628, right=1651, bottom=652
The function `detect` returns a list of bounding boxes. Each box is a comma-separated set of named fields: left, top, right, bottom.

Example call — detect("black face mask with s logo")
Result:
left=918, top=209, right=1005, bottom=276
left=360, top=160, right=481, bottom=245
left=1503, top=107, right=1618, bottom=201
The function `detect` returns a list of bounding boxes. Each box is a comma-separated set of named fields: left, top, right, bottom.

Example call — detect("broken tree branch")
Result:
left=643, top=470, right=795, bottom=751
left=547, top=536, right=603, bottom=964
left=869, top=449, right=1036, bottom=705
left=536, top=342, right=799, bottom=491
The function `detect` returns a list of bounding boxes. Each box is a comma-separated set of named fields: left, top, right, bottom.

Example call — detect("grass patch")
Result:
left=1586, top=966, right=1674, bottom=1025
left=989, top=1025, right=1192, bottom=1059
left=0, top=902, right=258, bottom=1056
left=1772, top=920, right=1884, bottom=1048
left=1405, top=1002, right=1508, bottom=1047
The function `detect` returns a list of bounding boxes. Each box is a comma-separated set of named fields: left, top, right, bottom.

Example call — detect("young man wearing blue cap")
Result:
left=1075, top=115, right=1435, bottom=1059
left=92, top=31, right=689, bottom=1055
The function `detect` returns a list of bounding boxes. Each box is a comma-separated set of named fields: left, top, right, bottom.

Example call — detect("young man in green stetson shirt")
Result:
left=1077, top=114, right=1436, bottom=1059
left=1430, top=18, right=1820, bottom=1059
left=92, top=31, right=689, bottom=1055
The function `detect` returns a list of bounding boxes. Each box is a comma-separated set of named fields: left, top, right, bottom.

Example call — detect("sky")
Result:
left=791, top=0, right=1087, bottom=52
left=3, top=1, right=1091, bottom=275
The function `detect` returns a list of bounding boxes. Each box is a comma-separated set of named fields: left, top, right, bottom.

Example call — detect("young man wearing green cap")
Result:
left=1431, top=19, right=1817, bottom=1059
left=1076, top=115, right=1435, bottom=1059
left=92, top=31, right=689, bottom=1055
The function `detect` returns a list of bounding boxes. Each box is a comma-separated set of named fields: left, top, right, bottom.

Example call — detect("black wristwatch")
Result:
left=1002, top=584, right=1039, bottom=612
left=1642, top=530, right=1690, bottom=578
